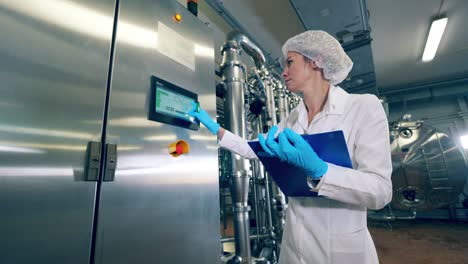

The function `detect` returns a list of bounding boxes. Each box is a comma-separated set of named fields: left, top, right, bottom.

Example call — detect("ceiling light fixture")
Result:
left=461, top=135, right=468, bottom=149
left=422, top=16, right=448, bottom=62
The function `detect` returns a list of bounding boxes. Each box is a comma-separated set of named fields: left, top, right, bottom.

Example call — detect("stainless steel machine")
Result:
left=0, top=1, right=219, bottom=263
left=389, top=118, right=467, bottom=212
left=6, top=1, right=466, bottom=263
left=216, top=31, right=300, bottom=263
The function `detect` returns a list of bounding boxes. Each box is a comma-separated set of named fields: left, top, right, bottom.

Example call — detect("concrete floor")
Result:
left=369, top=219, right=468, bottom=264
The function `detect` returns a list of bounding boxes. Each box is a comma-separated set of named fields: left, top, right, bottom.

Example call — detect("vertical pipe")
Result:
left=251, top=162, right=260, bottom=244
left=275, top=83, right=289, bottom=121
left=263, top=75, right=277, bottom=127
left=221, top=39, right=251, bottom=263
left=257, top=112, right=275, bottom=238
left=254, top=119, right=267, bottom=233
left=271, top=81, right=288, bottom=234
left=263, top=163, right=274, bottom=235
left=220, top=30, right=270, bottom=264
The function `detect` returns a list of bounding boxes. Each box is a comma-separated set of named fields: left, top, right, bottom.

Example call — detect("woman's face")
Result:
left=281, top=51, right=316, bottom=93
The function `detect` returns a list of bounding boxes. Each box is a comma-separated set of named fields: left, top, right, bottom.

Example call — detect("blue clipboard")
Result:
left=247, top=130, right=352, bottom=197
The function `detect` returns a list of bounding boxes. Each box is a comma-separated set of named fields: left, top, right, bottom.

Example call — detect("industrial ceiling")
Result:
left=203, top=0, right=468, bottom=96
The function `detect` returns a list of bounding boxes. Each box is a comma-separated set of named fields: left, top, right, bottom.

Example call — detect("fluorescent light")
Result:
left=461, top=135, right=468, bottom=149
left=422, top=17, right=448, bottom=62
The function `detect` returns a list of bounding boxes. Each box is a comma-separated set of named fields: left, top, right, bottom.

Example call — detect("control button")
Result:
left=169, top=140, right=189, bottom=157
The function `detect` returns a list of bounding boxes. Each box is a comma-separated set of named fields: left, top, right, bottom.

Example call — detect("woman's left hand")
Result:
left=257, top=126, right=279, bottom=157
left=269, top=128, right=328, bottom=179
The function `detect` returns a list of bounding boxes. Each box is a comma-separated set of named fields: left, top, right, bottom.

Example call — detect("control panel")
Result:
left=148, top=75, right=199, bottom=130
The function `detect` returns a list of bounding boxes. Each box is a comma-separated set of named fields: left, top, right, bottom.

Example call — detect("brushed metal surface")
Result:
left=390, top=121, right=467, bottom=211
left=0, top=0, right=115, bottom=263
left=93, top=1, right=220, bottom=263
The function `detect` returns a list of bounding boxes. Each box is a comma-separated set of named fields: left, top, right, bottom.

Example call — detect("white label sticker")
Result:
left=158, top=22, right=195, bottom=71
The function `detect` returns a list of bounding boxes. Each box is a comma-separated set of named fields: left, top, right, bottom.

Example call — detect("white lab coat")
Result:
left=219, top=85, right=392, bottom=264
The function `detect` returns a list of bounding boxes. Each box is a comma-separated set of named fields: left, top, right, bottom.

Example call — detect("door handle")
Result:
left=84, top=141, right=102, bottom=181
left=103, top=143, right=117, bottom=182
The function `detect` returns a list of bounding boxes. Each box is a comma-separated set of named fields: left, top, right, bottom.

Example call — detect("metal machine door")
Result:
left=0, top=1, right=116, bottom=263
left=92, top=1, right=220, bottom=263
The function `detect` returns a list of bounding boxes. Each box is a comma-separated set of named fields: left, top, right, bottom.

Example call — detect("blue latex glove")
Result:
left=272, top=128, right=328, bottom=179
left=257, top=125, right=279, bottom=157
left=187, top=102, right=220, bottom=135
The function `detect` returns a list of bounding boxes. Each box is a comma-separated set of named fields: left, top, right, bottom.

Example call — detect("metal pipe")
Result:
left=220, top=31, right=268, bottom=264
left=204, top=0, right=280, bottom=71
left=263, top=163, right=274, bottom=234
left=380, top=76, right=468, bottom=96
left=271, top=80, right=288, bottom=234
left=221, top=234, right=271, bottom=243
left=262, top=74, right=277, bottom=126
left=275, top=82, right=289, bottom=122
left=251, top=162, right=261, bottom=244
left=226, top=31, right=266, bottom=70
left=367, top=209, right=417, bottom=221
left=229, top=174, right=250, bottom=263
left=221, top=38, right=251, bottom=262
left=253, top=119, right=268, bottom=234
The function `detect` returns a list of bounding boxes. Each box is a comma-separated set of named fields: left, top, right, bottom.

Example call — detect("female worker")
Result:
left=189, top=30, right=392, bottom=264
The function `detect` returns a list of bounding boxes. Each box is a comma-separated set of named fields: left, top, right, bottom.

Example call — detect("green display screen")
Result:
left=155, top=86, right=196, bottom=123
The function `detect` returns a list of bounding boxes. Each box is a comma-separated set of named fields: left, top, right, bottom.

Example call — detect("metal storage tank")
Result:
left=390, top=118, right=467, bottom=211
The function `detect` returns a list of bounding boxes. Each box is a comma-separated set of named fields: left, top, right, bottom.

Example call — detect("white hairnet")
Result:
left=282, top=30, right=353, bottom=85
